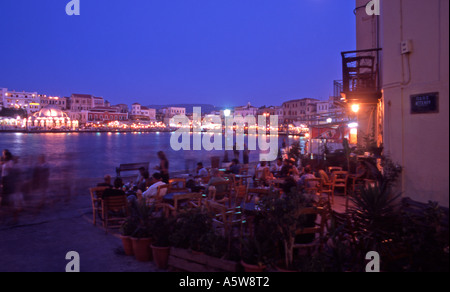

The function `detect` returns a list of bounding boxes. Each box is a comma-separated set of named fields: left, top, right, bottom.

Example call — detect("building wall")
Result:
left=69, top=95, right=93, bottom=112
left=1, top=88, right=41, bottom=114
left=380, top=0, right=449, bottom=206
left=281, top=98, right=319, bottom=124
left=40, top=96, right=67, bottom=110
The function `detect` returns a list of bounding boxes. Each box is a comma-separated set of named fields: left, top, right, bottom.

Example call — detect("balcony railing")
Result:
left=341, top=48, right=382, bottom=102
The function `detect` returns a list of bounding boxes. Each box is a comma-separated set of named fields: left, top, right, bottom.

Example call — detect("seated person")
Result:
left=142, top=173, right=167, bottom=201
left=288, top=158, right=300, bottom=178
left=297, top=166, right=317, bottom=190
left=260, top=167, right=274, bottom=187
left=281, top=176, right=298, bottom=195
left=207, top=168, right=227, bottom=195
left=97, top=174, right=113, bottom=188
left=227, top=159, right=241, bottom=175
left=317, top=168, right=330, bottom=184
left=280, top=159, right=291, bottom=177
left=195, top=162, right=209, bottom=178
left=255, top=161, right=269, bottom=180
left=135, top=167, right=147, bottom=186
left=137, top=171, right=150, bottom=192
left=103, top=178, right=126, bottom=198
left=271, top=158, right=284, bottom=175
left=355, top=161, right=369, bottom=181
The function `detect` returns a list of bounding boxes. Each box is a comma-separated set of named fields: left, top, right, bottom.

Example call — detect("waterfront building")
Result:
left=0, top=87, right=41, bottom=114
left=280, top=98, right=320, bottom=125
left=114, top=104, right=129, bottom=114
left=28, top=105, right=78, bottom=130
left=67, top=93, right=103, bottom=112
left=67, top=111, right=89, bottom=125
left=160, top=107, right=186, bottom=125
left=40, top=96, right=68, bottom=110
left=87, top=107, right=128, bottom=123
left=234, top=102, right=258, bottom=117
left=130, top=103, right=156, bottom=121
left=341, top=0, right=449, bottom=206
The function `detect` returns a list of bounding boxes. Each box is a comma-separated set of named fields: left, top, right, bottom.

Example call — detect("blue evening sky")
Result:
left=0, top=0, right=356, bottom=108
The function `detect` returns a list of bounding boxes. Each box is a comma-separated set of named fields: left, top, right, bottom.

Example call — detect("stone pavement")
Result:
left=0, top=183, right=164, bottom=272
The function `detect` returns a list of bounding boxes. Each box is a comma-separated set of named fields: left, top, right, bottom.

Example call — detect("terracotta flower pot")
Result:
left=131, top=238, right=152, bottom=262
left=151, top=245, right=170, bottom=269
left=120, top=235, right=134, bottom=256
left=240, top=260, right=266, bottom=272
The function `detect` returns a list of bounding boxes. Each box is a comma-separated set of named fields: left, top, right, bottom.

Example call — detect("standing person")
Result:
left=233, top=143, right=240, bottom=161
left=155, top=151, right=170, bottom=184
left=1, top=149, right=16, bottom=206
left=243, top=144, right=250, bottom=165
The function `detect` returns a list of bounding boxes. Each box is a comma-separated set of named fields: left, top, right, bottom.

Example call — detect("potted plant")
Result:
left=170, top=209, right=213, bottom=253
left=119, top=217, right=138, bottom=256
left=129, top=199, right=153, bottom=262
left=259, top=190, right=315, bottom=271
left=240, top=236, right=272, bottom=272
left=150, top=216, right=173, bottom=269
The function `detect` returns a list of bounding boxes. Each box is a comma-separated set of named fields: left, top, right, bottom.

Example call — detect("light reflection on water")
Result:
left=1, top=132, right=305, bottom=180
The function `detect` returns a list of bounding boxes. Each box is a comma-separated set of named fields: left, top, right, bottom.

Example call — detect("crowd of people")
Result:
left=0, top=149, right=52, bottom=220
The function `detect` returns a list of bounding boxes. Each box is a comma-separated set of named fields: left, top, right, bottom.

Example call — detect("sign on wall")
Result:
left=410, top=92, right=439, bottom=114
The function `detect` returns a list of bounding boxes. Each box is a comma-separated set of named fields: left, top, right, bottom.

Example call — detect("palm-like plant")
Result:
left=347, top=182, right=401, bottom=259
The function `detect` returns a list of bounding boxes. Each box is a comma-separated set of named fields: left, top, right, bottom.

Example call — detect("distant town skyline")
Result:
left=0, top=0, right=356, bottom=108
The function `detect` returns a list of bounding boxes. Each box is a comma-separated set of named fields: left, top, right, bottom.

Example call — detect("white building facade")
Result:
left=1, top=88, right=41, bottom=114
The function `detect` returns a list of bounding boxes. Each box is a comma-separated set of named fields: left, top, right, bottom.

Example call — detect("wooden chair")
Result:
left=162, top=192, right=203, bottom=217
left=208, top=181, right=234, bottom=205
left=320, top=178, right=334, bottom=206
left=205, top=200, right=243, bottom=239
left=145, top=184, right=169, bottom=206
left=332, top=171, right=349, bottom=199
left=168, top=178, right=189, bottom=193
left=246, top=188, right=270, bottom=203
left=328, top=166, right=343, bottom=176
left=304, top=178, right=323, bottom=194
left=293, top=207, right=327, bottom=254
left=101, top=195, right=128, bottom=233
left=234, top=185, right=248, bottom=206
left=305, top=178, right=332, bottom=209
left=89, top=186, right=109, bottom=226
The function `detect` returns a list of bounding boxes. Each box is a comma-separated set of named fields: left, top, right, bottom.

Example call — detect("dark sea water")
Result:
left=0, top=132, right=305, bottom=181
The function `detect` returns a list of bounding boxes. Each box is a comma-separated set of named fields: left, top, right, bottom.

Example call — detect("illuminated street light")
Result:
left=351, top=104, right=360, bottom=113
left=326, top=118, right=332, bottom=124
left=223, top=109, right=231, bottom=117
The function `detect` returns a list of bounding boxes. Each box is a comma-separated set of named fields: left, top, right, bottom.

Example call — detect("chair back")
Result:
left=170, top=193, right=203, bottom=215
left=239, top=166, right=249, bottom=175
left=304, top=178, right=323, bottom=194
left=169, top=178, right=188, bottom=193
left=328, top=166, right=343, bottom=175
left=90, top=186, right=109, bottom=201
left=208, top=180, right=233, bottom=200
left=333, top=171, right=349, bottom=185
left=246, top=188, right=270, bottom=203
left=102, top=195, right=128, bottom=212
left=295, top=207, right=326, bottom=237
